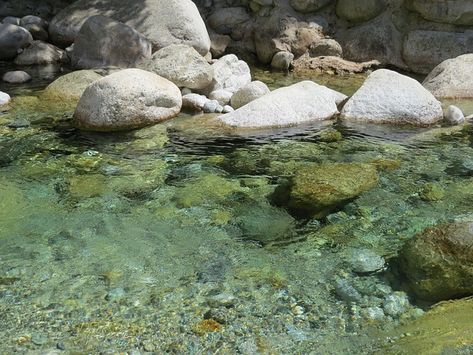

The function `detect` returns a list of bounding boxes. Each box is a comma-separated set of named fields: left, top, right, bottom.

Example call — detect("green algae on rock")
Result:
left=400, top=221, right=473, bottom=301
left=288, top=163, right=379, bottom=218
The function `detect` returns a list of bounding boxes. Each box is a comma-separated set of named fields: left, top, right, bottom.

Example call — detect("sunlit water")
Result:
left=1, top=64, right=473, bottom=354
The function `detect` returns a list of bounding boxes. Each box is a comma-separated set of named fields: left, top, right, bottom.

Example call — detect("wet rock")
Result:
left=403, top=30, right=473, bottom=74
left=2, top=16, right=20, bottom=26
left=383, top=292, right=409, bottom=317
left=0, top=23, right=33, bottom=59
left=361, top=306, right=385, bottom=321
left=2, top=70, right=31, bottom=84
left=14, top=40, right=66, bottom=65
left=336, top=0, right=386, bottom=23
left=400, top=221, right=473, bottom=301
left=445, top=105, right=465, bottom=125
left=288, top=163, right=379, bottom=218
left=49, top=0, right=210, bottom=55
left=423, top=54, right=473, bottom=99
left=0, top=91, right=11, bottom=106
left=41, top=70, right=103, bottom=103
left=271, top=51, right=294, bottom=71
left=206, top=54, right=251, bottom=94
left=348, top=249, right=385, bottom=274
left=71, top=15, right=152, bottom=69
left=420, top=182, right=444, bottom=202
left=231, top=81, right=270, bottom=109
left=7, top=117, right=30, bottom=128
left=74, top=68, right=182, bottom=131
left=106, top=287, right=126, bottom=302
left=22, top=23, right=48, bottom=41
left=31, top=333, right=48, bottom=346
left=341, top=69, right=443, bottom=126
left=207, top=293, right=236, bottom=307
left=335, top=278, right=363, bottom=303
left=20, top=15, right=47, bottom=28
left=219, top=81, right=343, bottom=128
left=139, top=44, right=213, bottom=90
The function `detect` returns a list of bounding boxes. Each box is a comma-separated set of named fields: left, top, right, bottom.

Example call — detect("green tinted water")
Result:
left=1, top=66, right=473, bottom=354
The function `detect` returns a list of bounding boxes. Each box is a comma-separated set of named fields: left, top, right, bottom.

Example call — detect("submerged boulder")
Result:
left=49, top=0, right=210, bottom=55
left=400, top=221, right=473, bottom=302
left=2, top=71, right=31, bottom=84
left=74, top=68, right=181, bottom=131
left=288, top=163, right=379, bottom=218
left=14, top=40, right=66, bottom=65
left=138, top=44, right=213, bottom=90
left=219, top=81, right=345, bottom=128
left=423, top=54, right=473, bottom=99
left=41, top=70, right=103, bottom=103
left=340, top=69, right=443, bottom=126
left=71, top=15, right=152, bottom=69
left=0, top=23, right=33, bottom=59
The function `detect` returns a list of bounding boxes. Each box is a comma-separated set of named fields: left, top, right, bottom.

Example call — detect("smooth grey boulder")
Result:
left=22, top=23, right=48, bottom=41
left=2, top=70, right=31, bottom=83
left=138, top=44, right=213, bottom=90
left=219, top=81, right=342, bottom=128
left=74, top=68, right=182, bottom=131
left=41, top=70, right=103, bottom=102
left=290, top=0, right=332, bottom=13
left=0, top=91, right=11, bottom=105
left=271, top=51, right=294, bottom=71
left=206, top=54, right=251, bottom=94
left=14, top=40, right=66, bottom=65
left=341, top=69, right=443, bottom=126
left=403, top=30, right=473, bottom=74
left=336, top=0, right=386, bottom=23
left=49, top=0, right=210, bottom=55
left=0, top=23, right=33, bottom=59
left=230, top=81, right=270, bottom=109
left=2, top=16, right=20, bottom=26
left=20, top=15, right=47, bottom=28
left=445, top=105, right=465, bottom=125
left=423, top=54, right=473, bottom=99
left=410, top=0, right=473, bottom=26
left=309, top=39, right=343, bottom=57
left=207, top=7, right=251, bottom=35
left=71, top=16, right=152, bottom=69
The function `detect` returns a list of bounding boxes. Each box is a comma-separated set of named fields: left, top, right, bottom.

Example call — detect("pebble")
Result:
left=348, top=249, right=385, bottom=274
left=207, top=293, right=236, bottom=307
left=31, top=333, right=48, bottom=346
left=105, top=287, right=126, bottom=302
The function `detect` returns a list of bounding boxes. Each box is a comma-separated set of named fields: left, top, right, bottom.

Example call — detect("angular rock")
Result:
left=74, top=68, right=182, bottom=131
left=340, top=69, right=443, bottom=126
left=49, top=0, right=210, bottom=55
left=423, top=54, right=473, bottom=99
left=0, top=23, right=33, bottom=59
left=336, top=0, right=386, bottom=23
left=219, top=81, right=343, bottom=128
left=206, top=54, right=251, bottom=94
left=410, top=0, right=473, bottom=26
left=288, top=163, right=379, bottom=218
left=138, top=44, right=213, bottom=90
left=41, top=70, right=103, bottom=103
left=403, top=30, right=473, bottom=74
left=400, top=221, right=473, bottom=301
left=14, top=40, right=66, bottom=65
left=71, top=15, right=152, bottom=69
left=231, top=81, right=270, bottom=109
left=2, top=70, right=31, bottom=83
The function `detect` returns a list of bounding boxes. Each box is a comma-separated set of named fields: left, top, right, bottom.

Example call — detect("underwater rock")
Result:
left=419, top=182, right=444, bottom=202
left=2, top=70, right=31, bottom=84
left=41, top=70, right=103, bottom=103
left=74, top=69, right=182, bottom=131
left=341, top=69, right=443, bottom=126
left=347, top=249, right=385, bottom=274
left=14, top=40, right=66, bottom=65
left=288, top=163, right=379, bottom=218
left=400, top=221, right=473, bottom=301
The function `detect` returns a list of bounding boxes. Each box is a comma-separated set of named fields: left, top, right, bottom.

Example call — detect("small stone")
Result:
left=31, top=333, right=48, bottom=346
left=335, top=278, right=363, bottom=303
left=383, top=292, right=410, bottom=317
left=142, top=340, right=155, bottom=352
left=420, top=182, right=444, bottom=202
left=2, top=71, right=32, bottom=84
left=445, top=105, right=465, bottom=125
left=207, top=293, right=236, bottom=307
left=56, top=342, right=66, bottom=350
left=223, top=105, right=234, bottom=113
left=203, top=99, right=220, bottom=113
left=271, top=51, right=294, bottom=71
left=105, top=287, right=126, bottom=302
left=361, top=306, right=385, bottom=321
left=348, top=249, right=385, bottom=274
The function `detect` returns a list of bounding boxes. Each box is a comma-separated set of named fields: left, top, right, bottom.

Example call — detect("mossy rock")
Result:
left=383, top=298, right=473, bottom=354
left=288, top=163, right=379, bottom=218
left=399, top=221, right=473, bottom=302
left=420, top=182, right=444, bottom=202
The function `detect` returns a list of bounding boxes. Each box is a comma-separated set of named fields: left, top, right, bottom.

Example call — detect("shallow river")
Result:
left=1, top=63, right=473, bottom=354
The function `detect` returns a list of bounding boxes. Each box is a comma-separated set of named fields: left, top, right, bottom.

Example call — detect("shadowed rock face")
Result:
left=410, top=0, right=473, bottom=26
left=400, top=221, right=473, bottom=301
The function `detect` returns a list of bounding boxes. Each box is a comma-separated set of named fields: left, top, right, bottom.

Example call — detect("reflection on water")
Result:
left=1, top=63, right=473, bottom=354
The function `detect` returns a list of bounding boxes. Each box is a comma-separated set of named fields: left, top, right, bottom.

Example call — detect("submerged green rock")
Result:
left=41, top=70, right=103, bottom=103
left=288, top=163, right=379, bottom=218
left=400, top=221, right=473, bottom=301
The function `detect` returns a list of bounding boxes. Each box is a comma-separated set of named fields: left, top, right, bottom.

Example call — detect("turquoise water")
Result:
left=1, top=65, right=473, bottom=353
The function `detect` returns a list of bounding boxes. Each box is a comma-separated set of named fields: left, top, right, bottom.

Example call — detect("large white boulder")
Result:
left=74, top=69, right=182, bottom=131
left=423, top=54, right=473, bottom=99
left=49, top=0, right=210, bottom=55
left=71, top=15, right=152, bottom=69
left=341, top=69, right=443, bottom=126
left=218, top=81, right=343, bottom=128
left=138, top=44, right=213, bottom=90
